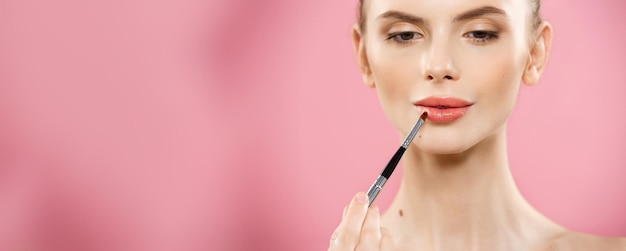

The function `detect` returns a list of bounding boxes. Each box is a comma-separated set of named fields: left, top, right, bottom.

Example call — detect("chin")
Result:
left=412, top=122, right=506, bottom=156
left=417, top=143, right=473, bottom=155
left=413, top=135, right=477, bottom=155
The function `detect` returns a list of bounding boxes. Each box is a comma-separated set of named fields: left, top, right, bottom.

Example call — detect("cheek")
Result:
left=467, top=47, right=526, bottom=122
left=368, top=42, right=419, bottom=89
left=366, top=43, right=423, bottom=128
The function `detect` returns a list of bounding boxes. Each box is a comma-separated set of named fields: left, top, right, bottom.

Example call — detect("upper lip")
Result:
left=414, top=97, right=473, bottom=108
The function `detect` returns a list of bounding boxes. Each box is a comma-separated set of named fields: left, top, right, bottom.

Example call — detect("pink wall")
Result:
left=1, top=0, right=625, bottom=250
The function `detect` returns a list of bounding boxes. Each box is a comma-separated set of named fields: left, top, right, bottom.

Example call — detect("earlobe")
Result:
left=522, top=22, right=553, bottom=86
left=352, top=24, right=375, bottom=88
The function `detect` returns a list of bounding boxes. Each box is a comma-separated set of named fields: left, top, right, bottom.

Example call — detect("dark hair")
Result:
left=357, top=0, right=542, bottom=33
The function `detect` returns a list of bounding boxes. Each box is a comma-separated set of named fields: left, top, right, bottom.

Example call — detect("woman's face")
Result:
left=355, top=0, right=548, bottom=154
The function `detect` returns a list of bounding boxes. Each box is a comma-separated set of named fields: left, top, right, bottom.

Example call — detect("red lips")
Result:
left=414, top=97, right=473, bottom=123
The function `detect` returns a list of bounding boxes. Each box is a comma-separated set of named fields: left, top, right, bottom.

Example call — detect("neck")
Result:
left=382, top=126, right=561, bottom=250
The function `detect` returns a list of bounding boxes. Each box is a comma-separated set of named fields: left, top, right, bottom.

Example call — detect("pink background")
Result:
left=1, top=0, right=625, bottom=250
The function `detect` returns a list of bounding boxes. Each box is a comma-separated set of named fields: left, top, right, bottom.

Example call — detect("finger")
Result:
left=329, top=226, right=340, bottom=251
left=341, top=192, right=369, bottom=242
left=329, top=192, right=369, bottom=250
left=379, top=227, right=396, bottom=251
left=328, top=207, right=348, bottom=250
left=355, top=204, right=381, bottom=251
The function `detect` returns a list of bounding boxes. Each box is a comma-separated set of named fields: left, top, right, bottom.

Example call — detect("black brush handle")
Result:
left=381, top=146, right=406, bottom=179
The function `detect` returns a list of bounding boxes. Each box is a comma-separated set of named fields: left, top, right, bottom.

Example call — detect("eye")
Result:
left=386, top=31, right=422, bottom=44
left=464, top=31, right=498, bottom=43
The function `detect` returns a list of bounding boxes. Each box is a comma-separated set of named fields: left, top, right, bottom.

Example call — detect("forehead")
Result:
left=366, top=0, right=528, bottom=23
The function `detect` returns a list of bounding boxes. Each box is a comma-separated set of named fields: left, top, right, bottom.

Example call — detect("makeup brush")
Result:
left=366, top=112, right=428, bottom=206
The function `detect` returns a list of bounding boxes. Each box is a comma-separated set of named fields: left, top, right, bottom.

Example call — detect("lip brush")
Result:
left=366, top=112, right=428, bottom=206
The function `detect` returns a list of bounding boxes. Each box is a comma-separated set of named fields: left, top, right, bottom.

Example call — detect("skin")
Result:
left=328, top=0, right=626, bottom=250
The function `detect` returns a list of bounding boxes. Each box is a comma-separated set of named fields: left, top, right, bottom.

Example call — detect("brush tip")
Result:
left=420, top=112, right=428, bottom=120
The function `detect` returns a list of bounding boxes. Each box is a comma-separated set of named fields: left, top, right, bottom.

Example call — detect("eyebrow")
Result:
left=376, top=6, right=507, bottom=25
left=453, top=6, right=507, bottom=22
left=377, top=10, right=426, bottom=25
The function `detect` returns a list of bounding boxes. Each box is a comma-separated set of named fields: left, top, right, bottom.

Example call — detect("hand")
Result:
left=328, top=192, right=396, bottom=251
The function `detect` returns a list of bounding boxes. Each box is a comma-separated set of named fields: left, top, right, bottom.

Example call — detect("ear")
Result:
left=351, top=24, right=375, bottom=88
left=522, top=21, right=553, bottom=86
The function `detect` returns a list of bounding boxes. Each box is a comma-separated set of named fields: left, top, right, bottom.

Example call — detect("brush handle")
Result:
left=380, top=147, right=406, bottom=178
left=365, top=113, right=425, bottom=207
left=366, top=175, right=388, bottom=207
left=367, top=146, right=406, bottom=207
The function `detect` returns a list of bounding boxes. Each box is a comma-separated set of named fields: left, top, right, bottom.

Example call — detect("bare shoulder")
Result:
left=537, top=230, right=626, bottom=251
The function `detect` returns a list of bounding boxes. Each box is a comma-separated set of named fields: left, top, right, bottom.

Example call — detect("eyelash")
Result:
left=385, top=30, right=499, bottom=44
left=464, top=30, right=499, bottom=43
left=386, top=32, right=422, bottom=44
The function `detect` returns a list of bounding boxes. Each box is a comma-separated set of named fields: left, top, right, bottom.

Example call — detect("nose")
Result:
left=423, top=38, right=459, bottom=82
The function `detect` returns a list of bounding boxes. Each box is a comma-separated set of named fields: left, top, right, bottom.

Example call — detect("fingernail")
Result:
left=356, top=192, right=368, bottom=204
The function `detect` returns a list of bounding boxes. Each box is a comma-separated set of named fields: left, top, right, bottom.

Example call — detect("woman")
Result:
left=328, top=0, right=626, bottom=250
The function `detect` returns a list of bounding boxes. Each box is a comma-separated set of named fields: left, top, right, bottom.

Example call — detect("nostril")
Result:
left=427, top=74, right=454, bottom=81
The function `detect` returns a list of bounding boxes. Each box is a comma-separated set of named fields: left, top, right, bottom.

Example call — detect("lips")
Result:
left=414, top=97, right=473, bottom=123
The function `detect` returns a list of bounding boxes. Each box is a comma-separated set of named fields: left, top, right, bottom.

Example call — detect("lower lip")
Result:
left=416, top=106, right=471, bottom=123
